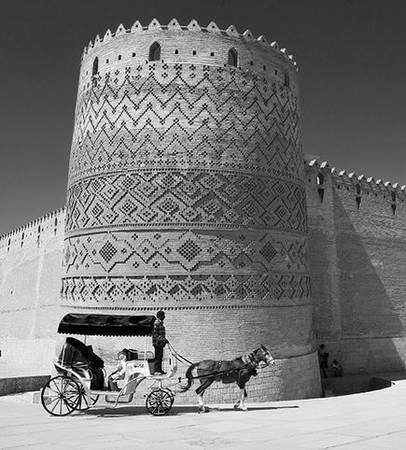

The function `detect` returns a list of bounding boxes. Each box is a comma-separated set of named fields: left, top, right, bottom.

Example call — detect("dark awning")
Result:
left=57, top=313, right=156, bottom=337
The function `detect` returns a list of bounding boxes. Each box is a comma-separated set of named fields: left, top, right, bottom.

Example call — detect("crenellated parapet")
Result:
left=82, top=18, right=298, bottom=69
left=75, top=18, right=299, bottom=102
left=0, top=208, right=66, bottom=253
left=305, top=158, right=406, bottom=210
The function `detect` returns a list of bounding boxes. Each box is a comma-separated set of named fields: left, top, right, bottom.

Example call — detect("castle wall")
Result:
left=306, top=162, right=406, bottom=374
left=0, top=210, right=65, bottom=377
left=3, top=19, right=405, bottom=396
left=1, top=159, right=406, bottom=387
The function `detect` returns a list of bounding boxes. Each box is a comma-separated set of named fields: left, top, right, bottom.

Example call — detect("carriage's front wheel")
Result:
left=146, top=389, right=174, bottom=416
left=41, top=375, right=81, bottom=416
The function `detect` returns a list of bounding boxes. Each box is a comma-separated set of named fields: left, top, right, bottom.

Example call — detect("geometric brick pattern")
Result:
left=66, top=170, right=307, bottom=234
left=64, top=230, right=308, bottom=274
left=63, top=58, right=309, bottom=308
left=69, top=64, right=303, bottom=184
left=61, top=273, right=311, bottom=305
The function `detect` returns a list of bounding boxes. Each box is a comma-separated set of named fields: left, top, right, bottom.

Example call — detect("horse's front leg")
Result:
left=235, top=384, right=248, bottom=411
left=239, top=387, right=248, bottom=411
left=233, top=387, right=243, bottom=409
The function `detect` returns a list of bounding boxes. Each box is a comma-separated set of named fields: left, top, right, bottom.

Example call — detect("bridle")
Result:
left=242, top=348, right=275, bottom=370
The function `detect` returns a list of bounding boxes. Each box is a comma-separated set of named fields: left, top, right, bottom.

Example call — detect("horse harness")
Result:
left=181, top=351, right=262, bottom=382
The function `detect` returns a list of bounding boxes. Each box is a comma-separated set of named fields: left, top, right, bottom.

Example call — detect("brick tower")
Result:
left=62, top=19, right=320, bottom=401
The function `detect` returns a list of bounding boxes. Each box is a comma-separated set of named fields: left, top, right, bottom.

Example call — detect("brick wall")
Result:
left=0, top=210, right=65, bottom=376
left=2, top=159, right=405, bottom=391
left=306, top=161, right=406, bottom=374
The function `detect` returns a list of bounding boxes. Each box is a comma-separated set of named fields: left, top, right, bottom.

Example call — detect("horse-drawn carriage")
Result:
left=40, top=313, right=275, bottom=416
left=41, top=313, right=177, bottom=416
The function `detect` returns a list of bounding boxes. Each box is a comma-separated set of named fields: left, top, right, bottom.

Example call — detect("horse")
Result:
left=180, top=345, right=275, bottom=412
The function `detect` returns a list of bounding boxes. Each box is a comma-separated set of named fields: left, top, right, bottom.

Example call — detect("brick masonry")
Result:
left=11, top=20, right=406, bottom=400
left=0, top=210, right=65, bottom=376
left=3, top=158, right=405, bottom=389
left=306, top=160, right=406, bottom=375
left=59, top=21, right=318, bottom=401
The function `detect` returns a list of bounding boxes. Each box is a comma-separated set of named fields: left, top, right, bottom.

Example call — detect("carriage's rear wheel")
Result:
left=146, top=389, right=174, bottom=416
left=77, top=388, right=99, bottom=411
left=41, top=375, right=81, bottom=416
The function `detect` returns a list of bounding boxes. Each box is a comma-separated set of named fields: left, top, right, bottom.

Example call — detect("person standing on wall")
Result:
left=152, top=310, right=167, bottom=375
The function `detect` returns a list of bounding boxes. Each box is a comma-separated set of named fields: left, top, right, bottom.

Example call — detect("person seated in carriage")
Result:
left=108, top=349, right=128, bottom=391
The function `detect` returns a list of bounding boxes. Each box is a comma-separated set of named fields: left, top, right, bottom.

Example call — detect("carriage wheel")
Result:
left=41, top=375, right=81, bottom=416
left=77, top=388, right=99, bottom=411
left=146, top=389, right=174, bottom=416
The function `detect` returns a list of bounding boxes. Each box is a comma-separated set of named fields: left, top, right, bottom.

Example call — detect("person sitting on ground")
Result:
left=152, top=310, right=167, bottom=375
left=108, top=349, right=128, bottom=391
left=331, top=359, right=343, bottom=377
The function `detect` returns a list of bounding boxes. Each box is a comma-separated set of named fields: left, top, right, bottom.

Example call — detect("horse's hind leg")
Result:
left=196, top=378, right=214, bottom=413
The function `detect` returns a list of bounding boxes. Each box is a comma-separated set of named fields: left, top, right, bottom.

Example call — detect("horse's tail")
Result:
left=179, top=362, right=199, bottom=393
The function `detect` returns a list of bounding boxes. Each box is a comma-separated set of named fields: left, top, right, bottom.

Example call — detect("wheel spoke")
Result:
left=47, top=386, right=60, bottom=396
left=45, top=395, right=59, bottom=408
left=50, top=398, right=62, bottom=414
left=51, top=380, right=62, bottom=395
left=64, top=394, right=79, bottom=406
left=62, top=397, right=75, bottom=411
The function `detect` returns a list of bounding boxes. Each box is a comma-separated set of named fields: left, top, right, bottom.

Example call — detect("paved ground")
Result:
left=1, top=379, right=406, bottom=449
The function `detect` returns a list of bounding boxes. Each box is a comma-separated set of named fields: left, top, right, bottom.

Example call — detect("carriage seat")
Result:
left=124, top=349, right=154, bottom=361
left=57, top=337, right=105, bottom=389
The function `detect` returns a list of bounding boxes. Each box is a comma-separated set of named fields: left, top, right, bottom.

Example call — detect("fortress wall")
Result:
left=0, top=209, right=65, bottom=376
left=306, top=162, right=406, bottom=374
left=1, top=158, right=405, bottom=386
left=306, top=166, right=341, bottom=342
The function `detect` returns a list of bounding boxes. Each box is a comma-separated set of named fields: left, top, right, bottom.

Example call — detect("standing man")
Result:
left=318, top=344, right=329, bottom=378
left=153, top=310, right=167, bottom=375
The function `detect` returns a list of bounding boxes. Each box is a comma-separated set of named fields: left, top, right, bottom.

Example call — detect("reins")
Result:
left=167, top=342, right=194, bottom=366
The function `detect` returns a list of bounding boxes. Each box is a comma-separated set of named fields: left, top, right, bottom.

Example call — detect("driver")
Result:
left=152, top=311, right=167, bottom=375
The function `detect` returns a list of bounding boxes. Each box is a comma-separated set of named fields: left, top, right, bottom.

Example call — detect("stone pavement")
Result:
left=1, top=379, right=406, bottom=449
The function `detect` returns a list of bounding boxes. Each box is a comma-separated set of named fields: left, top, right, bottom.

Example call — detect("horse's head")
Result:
left=255, top=345, right=276, bottom=368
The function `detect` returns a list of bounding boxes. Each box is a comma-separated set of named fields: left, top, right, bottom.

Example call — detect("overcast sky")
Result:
left=1, top=0, right=406, bottom=235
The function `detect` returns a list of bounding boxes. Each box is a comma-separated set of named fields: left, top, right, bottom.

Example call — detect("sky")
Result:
left=1, top=0, right=406, bottom=235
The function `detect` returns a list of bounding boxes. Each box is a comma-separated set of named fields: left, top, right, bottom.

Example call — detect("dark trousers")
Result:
left=154, top=345, right=164, bottom=372
left=107, top=375, right=119, bottom=391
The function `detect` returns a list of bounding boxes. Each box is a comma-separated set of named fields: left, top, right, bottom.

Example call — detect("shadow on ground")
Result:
left=83, top=404, right=299, bottom=417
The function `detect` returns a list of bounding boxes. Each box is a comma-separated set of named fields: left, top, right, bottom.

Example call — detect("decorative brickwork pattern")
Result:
left=61, top=273, right=310, bottom=306
left=69, top=64, right=303, bottom=184
left=66, top=170, right=306, bottom=233
left=64, top=230, right=308, bottom=274
left=63, top=62, right=307, bottom=306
